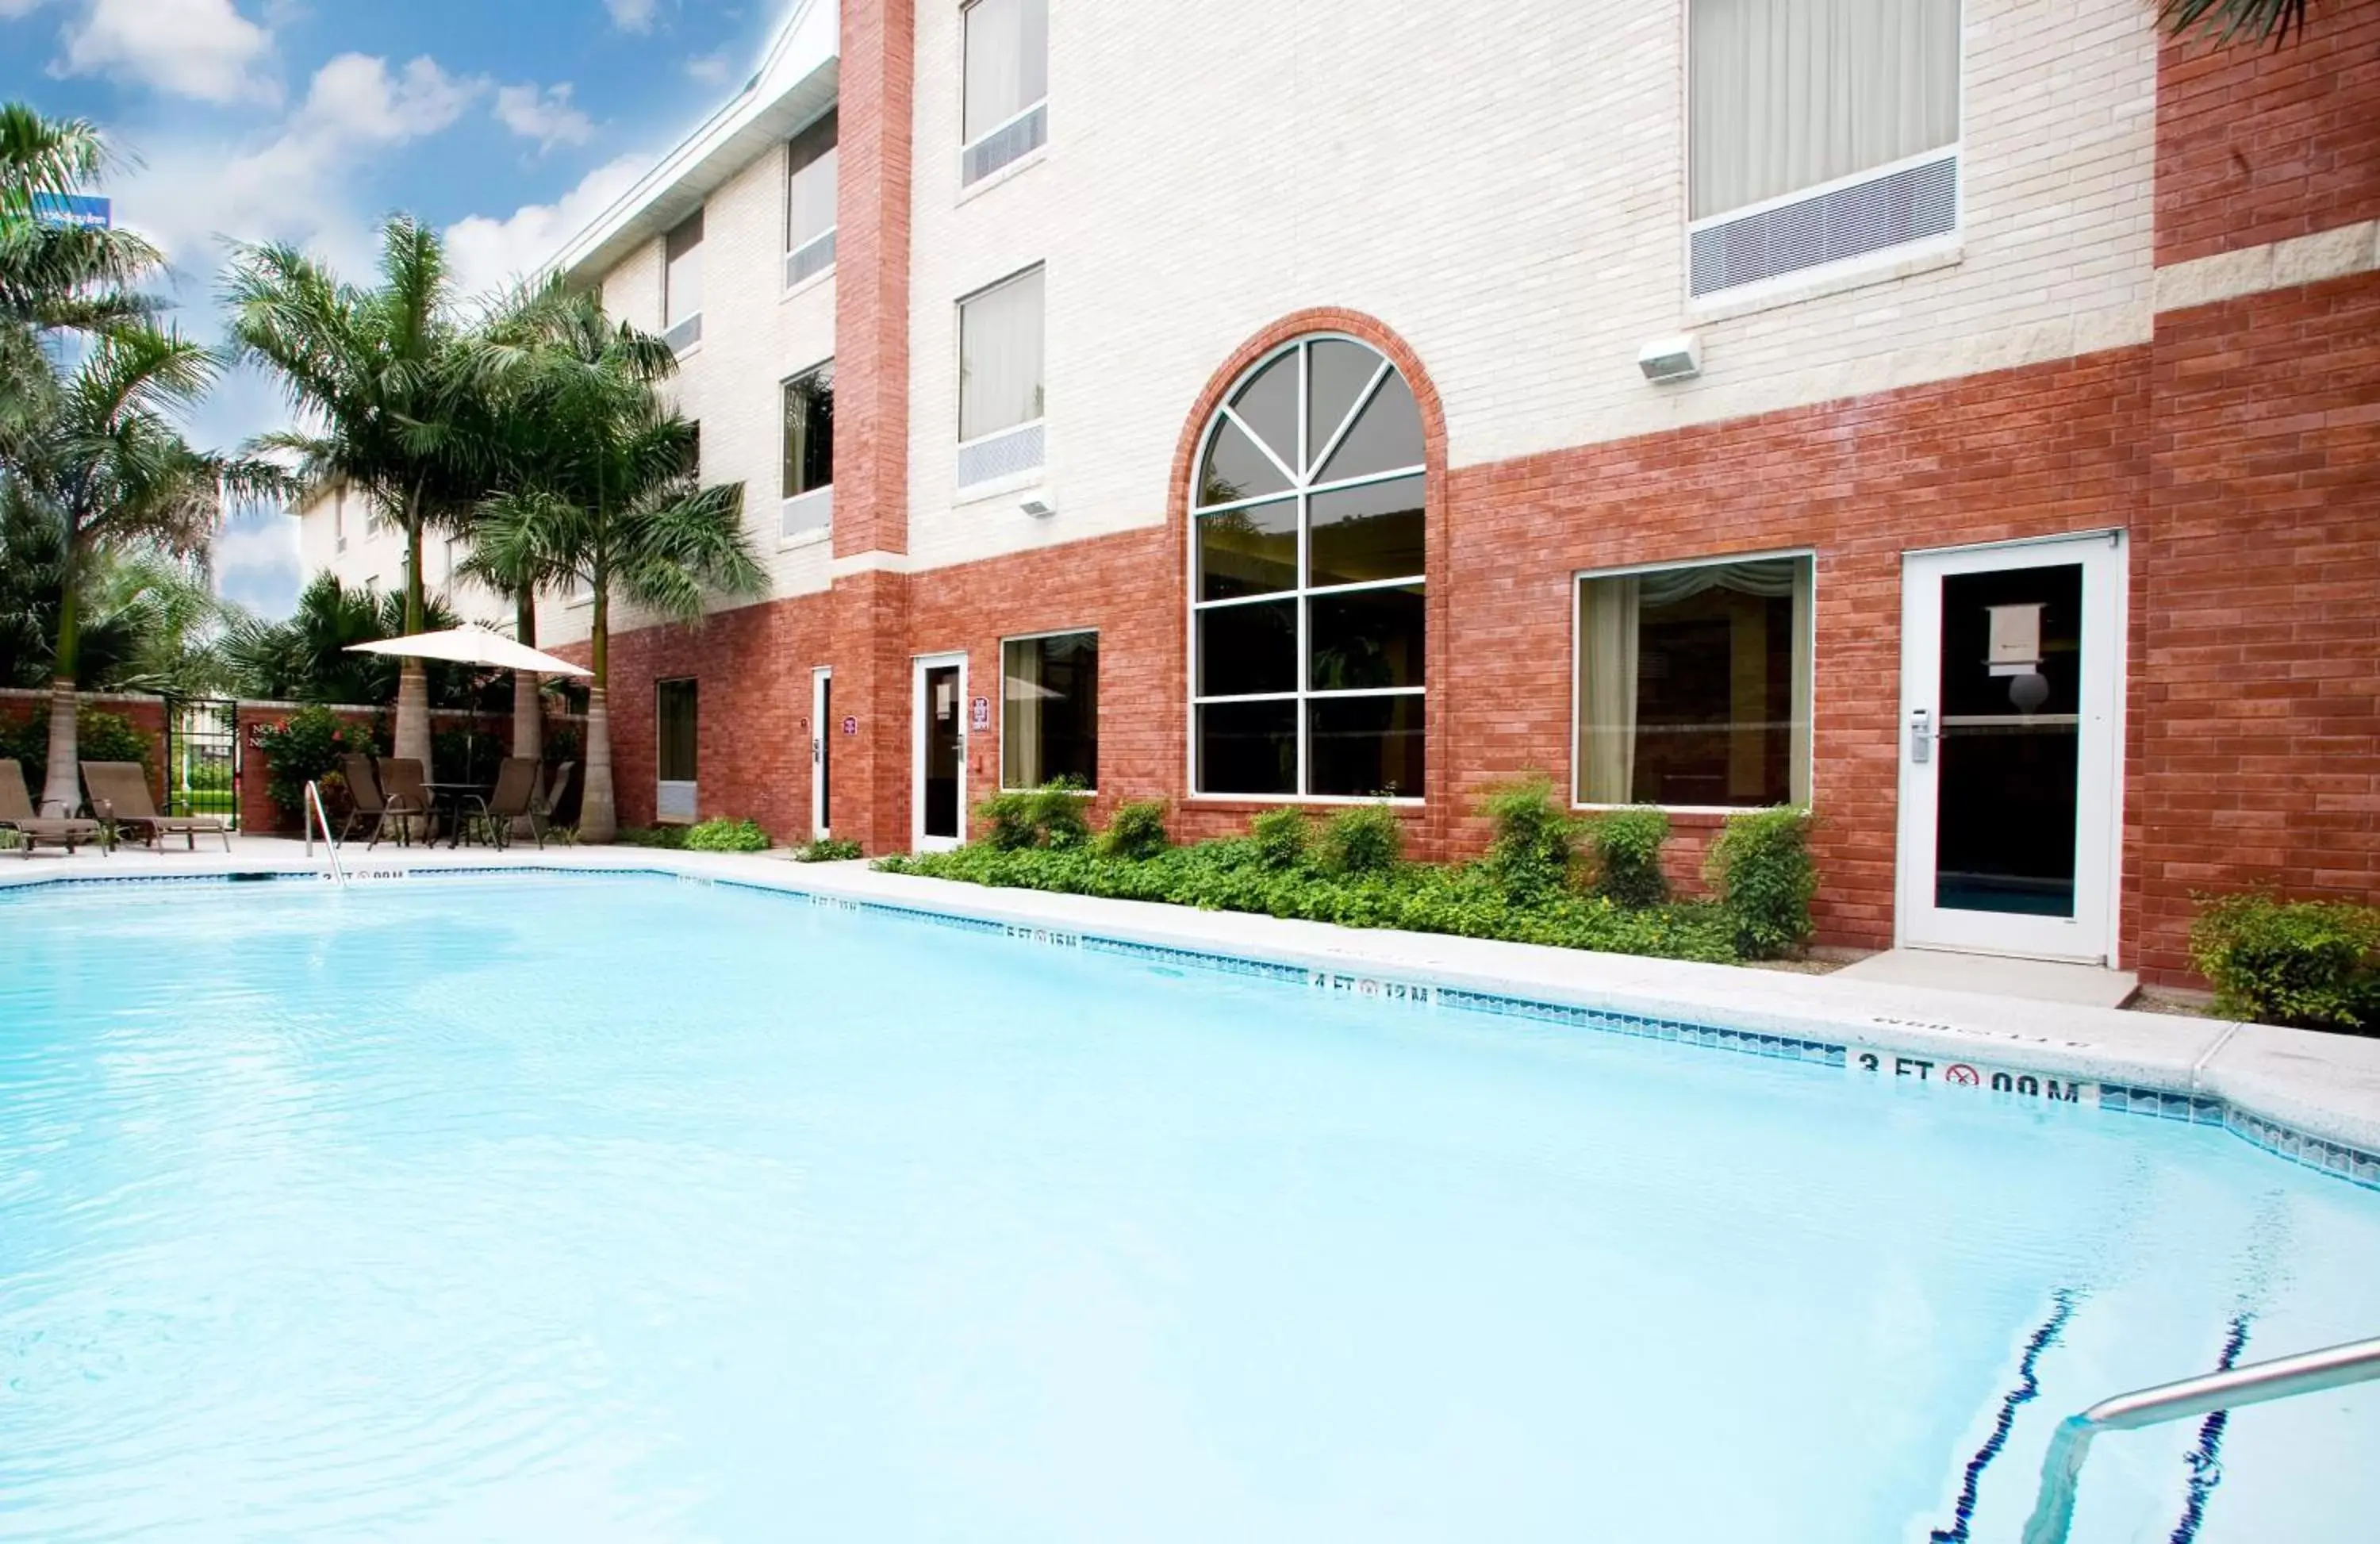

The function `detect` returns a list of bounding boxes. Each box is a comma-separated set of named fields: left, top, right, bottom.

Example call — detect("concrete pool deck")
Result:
left=6, top=835, right=2377, bottom=1177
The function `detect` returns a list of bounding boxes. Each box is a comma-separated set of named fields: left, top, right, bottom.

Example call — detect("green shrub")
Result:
left=0, top=707, right=155, bottom=785
left=684, top=817, right=771, bottom=853
left=1707, top=805, right=1817, bottom=959
left=1248, top=806, right=1311, bottom=870
left=979, top=775, right=1091, bottom=851
left=615, top=825, right=689, bottom=849
left=1100, top=799, right=1171, bottom=860
left=251, top=705, right=378, bottom=822
left=2190, top=893, right=2380, bottom=1032
left=794, top=837, right=863, bottom=862
left=977, top=789, right=1040, bottom=851
left=1588, top=806, right=1670, bottom=907
left=1319, top=803, right=1403, bottom=876
left=1480, top=774, right=1582, bottom=898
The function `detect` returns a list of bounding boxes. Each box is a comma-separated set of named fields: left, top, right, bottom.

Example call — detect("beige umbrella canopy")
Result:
left=347, top=625, right=592, bottom=678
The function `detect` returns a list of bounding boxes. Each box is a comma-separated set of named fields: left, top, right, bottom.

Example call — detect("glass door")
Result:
left=912, top=653, right=968, bottom=852
left=1897, top=535, right=2125, bottom=962
left=811, top=666, right=832, bottom=842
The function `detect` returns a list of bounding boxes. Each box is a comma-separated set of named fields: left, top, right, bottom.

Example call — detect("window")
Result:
left=781, top=363, right=835, bottom=540
left=956, top=265, right=1045, bottom=486
left=332, top=489, right=346, bottom=553
left=962, top=0, right=1047, bottom=184
left=657, top=678, right=698, bottom=822
left=663, top=210, right=704, bottom=348
left=1575, top=555, right=1813, bottom=808
left=1003, top=631, right=1097, bottom=789
left=1687, top=0, right=1961, bottom=295
left=1192, top=336, right=1426, bottom=799
left=785, top=110, right=838, bottom=287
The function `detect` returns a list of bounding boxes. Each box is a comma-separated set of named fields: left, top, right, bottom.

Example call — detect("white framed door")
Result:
left=912, top=653, right=969, bottom=853
left=810, top=666, right=832, bottom=842
left=1897, top=532, right=2127, bottom=963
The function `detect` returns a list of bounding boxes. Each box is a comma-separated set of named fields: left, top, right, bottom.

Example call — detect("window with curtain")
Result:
left=1192, top=336, right=1427, bottom=800
left=664, top=210, right=704, bottom=328
left=1576, top=556, right=1814, bottom=808
left=1689, top=0, right=1961, bottom=221
left=784, top=363, right=834, bottom=497
left=1003, top=632, right=1098, bottom=789
left=657, top=679, right=699, bottom=785
left=787, top=112, right=838, bottom=250
left=964, top=0, right=1047, bottom=144
left=958, top=265, right=1044, bottom=442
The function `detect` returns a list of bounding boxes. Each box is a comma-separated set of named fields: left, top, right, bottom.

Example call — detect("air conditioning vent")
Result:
left=780, top=486, right=832, bottom=541
left=956, top=421, right=1045, bottom=490
left=662, top=313, right=704, bottom=353
left=1691, top=152, right=1957, bottom=299
left=785, top=229, right=835, bottom=290
left=656, top=781, right=697, bottom=822
left=962, top=101, right=1046, bottom=186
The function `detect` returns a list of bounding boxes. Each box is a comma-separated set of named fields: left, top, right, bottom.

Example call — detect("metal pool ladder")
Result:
left=303, top=779, right=346, bottom=887
left=2021, top=1333, right=2380, bottom=1544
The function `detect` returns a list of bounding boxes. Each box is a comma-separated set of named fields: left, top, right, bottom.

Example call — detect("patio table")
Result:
left=423, top=782, right=493, bottom=850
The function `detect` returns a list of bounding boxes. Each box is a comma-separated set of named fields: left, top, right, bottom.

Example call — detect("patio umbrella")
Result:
left=346, top=625, right=592, bottom=677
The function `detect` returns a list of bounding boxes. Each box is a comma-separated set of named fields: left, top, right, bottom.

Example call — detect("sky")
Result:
left=1, top=0, right=785, bottom=617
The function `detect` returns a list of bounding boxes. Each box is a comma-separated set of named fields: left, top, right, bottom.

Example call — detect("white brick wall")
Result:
left=296, top=486, right=508, bottom=628
left=525, top=0, right=2162, bottom=630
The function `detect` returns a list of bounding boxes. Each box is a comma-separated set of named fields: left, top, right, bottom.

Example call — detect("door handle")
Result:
left=1909, top=709, right=1933, bottom=765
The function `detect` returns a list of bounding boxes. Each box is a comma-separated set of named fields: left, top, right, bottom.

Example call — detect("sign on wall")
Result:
left=971, top=697, right=990, bottom=731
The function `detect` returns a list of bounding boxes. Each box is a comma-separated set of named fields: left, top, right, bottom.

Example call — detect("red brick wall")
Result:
left=2156, top=2, right=2380, bottom=265
left=0, top=693, right=168, bottom=811
left=2136, top=267, right=2380, bottom=978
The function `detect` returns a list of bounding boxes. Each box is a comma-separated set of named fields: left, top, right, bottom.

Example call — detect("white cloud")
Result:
left=685, top=51, right=732, bottom=86
left=443, top=154, right=645, bottom=299
left=0, top=0, right=55, bottom=19
left=605, top=0, right=658, bottom=33
left=493, top=82, right=594, bottom=154
left=59, top=0, right=277, bottom=106
left=119, top=52, right=482, bottom=275
left=211, top=511, right=302, bottom=616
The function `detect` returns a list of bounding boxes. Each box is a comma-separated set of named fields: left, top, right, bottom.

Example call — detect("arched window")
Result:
left=1190, top=336, right=1426, bottom=798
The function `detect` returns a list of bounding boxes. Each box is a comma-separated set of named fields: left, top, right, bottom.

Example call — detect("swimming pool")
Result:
left=2, top=874, right=2375, bottom=1542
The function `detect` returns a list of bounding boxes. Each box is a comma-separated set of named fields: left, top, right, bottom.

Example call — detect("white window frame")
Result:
left=1187, top=334, right=1427, bottom=805
left=654, top=675, right=700, bottom=825
left=1568, top=547, right=1818, bottom=815
left=999, top=626, right=1100, bottom=794
left=959, top=0, right=1049, bottom=186
left=1679, top=0, right=1966, bottom=308
left=784, top=109, right=838, bottom=294
left=954, top=263, right=1046, bottom=492
left=780, top=359, right=835, bottom=547
left=662, top=209, right=704, bottom=352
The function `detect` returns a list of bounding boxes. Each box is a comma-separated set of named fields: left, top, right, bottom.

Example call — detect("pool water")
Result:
left=2, top=876, right=2375, bottom=1542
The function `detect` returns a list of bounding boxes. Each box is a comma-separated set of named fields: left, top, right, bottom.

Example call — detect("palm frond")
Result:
left=2161, top=0, right=2309, bottom=45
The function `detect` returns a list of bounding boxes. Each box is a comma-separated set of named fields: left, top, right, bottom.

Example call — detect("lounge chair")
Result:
left=0, top=759, right=106, bottom=857
left=372, top=759, right=435, bottom=849
left=81, top=760, right=230, bottom=852
left=468, top=757, right=540, bottom=850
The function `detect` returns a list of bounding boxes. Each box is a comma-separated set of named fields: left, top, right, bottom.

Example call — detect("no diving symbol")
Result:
left=1944, top=1063, right=1982, bottom=1086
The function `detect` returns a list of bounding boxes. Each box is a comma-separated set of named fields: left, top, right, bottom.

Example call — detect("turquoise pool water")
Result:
left=2, top=875, right=2375, bottom=1542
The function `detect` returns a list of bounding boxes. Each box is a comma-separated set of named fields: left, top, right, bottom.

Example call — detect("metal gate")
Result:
left=164, top=698, right=240, bottom=829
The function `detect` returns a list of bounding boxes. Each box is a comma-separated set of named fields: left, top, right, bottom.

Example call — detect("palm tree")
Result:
left=2161, top=0, right=2309, bottom=44
left=223, top=571, right=463, bottom=706
left=469, top=289, right=761, bottom=842
left=222, top=217, right=490, bottom=779
left=0, top=106, right=163, bottom=445
left=7, top=328, right=269, bottom=812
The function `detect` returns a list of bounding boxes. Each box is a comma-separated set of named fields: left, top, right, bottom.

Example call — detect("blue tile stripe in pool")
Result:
left=6, top=867, right=2378, bottom=1193
left=1925, top=1289, right=2079, bottom=1544
left=2167, top=1312, right=2253, bottom=1544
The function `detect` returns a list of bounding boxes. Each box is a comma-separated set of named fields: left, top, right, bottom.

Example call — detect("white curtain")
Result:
left=787, top=113, right=838, bottom=250
left=1004, top=639, right=1044, bottom=788
left=665, top=212, right=703, bottom=325
left=1689, top=0, right=1961, bottom=220
left=1579, top=576, right=1641, bottom=805
left=964, top=0, right=1049, bottom=143
left=960, top=267, right=1045, bottom=441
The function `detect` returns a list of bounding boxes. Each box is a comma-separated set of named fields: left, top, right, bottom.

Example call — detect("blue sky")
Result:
left=1, top=0, right=786, bottom=616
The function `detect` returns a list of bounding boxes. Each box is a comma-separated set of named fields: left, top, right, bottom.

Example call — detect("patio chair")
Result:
left=534, top=761, right=578, bottom=847
left=0, top=758, right=106, bottom=858
left=468, top=757, right=540, bottom=850
left=81, top=760, right=231, bottom=853
left=372, top=759, right=435, bottom=850
left=337, top=754, right=416, bottom=847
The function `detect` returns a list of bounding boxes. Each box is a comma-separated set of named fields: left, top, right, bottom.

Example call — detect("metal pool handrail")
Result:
left=302, top=779, right=346, bottom=887
left=2021, top=1334, right=2380, bottom=1544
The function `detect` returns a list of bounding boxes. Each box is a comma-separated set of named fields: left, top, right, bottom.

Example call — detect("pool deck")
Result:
left=6, top=835, right=2377, bottom=1174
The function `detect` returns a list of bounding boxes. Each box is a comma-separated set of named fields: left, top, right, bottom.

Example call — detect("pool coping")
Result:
left=6, top=840, right=2378, bottom=1190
